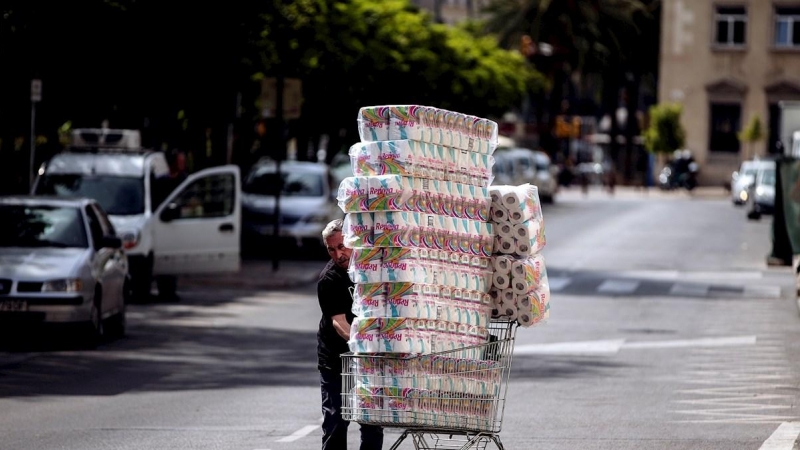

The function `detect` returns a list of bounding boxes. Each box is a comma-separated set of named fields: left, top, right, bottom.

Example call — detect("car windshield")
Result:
left=34, top=174, right=145, bottom=216
left=760, top=169, right=776, bottom=186
left=243, top=170, right=325, bottom=197
left=0, top=205, right=88, bottom=248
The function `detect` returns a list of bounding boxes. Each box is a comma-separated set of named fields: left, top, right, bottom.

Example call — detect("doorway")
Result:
left=708, top=103, right=741, bottom=153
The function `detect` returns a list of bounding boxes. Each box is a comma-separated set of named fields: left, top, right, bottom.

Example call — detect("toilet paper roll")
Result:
left=492, top=255, right=513, bottom=274
left=389, top=105, right=421, bottom=141
left=496, top=222, right=514, bottom=239
left=443, top=110, right=458, bottom=147
left=385, top=283, right=436, bottom=319
left=428, top=179, right=444, bottom=215
left=453, top=114, right=467, bottom=150
left=378, top=318, right=418, bottom=353
left=349, top=247, right=384, bottom=283
left=476, top=187, right=490, bottom=222
left=434, top=109, right=448, bottom=145
left=419, top=106, right=437, bottom=143
left=452, top=183, right=466, bottom=218
left=368, top=176, right=414, bottom=212
left=492, top=272, right=510, bottom=290
left=337, top=177, right=369, bottom=213
left=343, top=212, right=374, bottom=248
left=517, top=282, right=550, bottom=327
left=440, top=181, right=454, bottom=217
left=495, top=236, right=515, bottom=255
left=382, top=247, right=422, bottom=283
left=349, top=142, right=381, bottom=176
left=358, top=106, right=390, bottom=142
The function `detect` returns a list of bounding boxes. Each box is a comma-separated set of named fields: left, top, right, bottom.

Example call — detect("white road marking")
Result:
left=759, top=422, right=800, bottom=450
left=682, top=271, right=763, bottom=280
left=515, top=339, right=626, bottom=355
left=515, top=336, right=757, bottom=356
left=624, top=335, right=757, bottom=350
left=276, top=424, right=318, bottom=443
left=597, top=279, right=639, bottom=294
left=616, top=270, right=680, bottom=280
left=547, top=276, right=572, bottom=291
left=744, top=285, right=783, bottom=299
left=669, top=283, right=710, bottom=297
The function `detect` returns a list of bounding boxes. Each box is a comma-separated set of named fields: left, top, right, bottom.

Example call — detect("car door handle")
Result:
left=219, top=223, right=234, bottom=233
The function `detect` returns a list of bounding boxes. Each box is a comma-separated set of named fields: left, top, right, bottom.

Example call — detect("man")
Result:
left=317, top=219, right=383, bottom=450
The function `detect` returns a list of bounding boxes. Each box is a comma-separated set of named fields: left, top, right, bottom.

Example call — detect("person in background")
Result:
left=316, top=219, right=383, bottom=450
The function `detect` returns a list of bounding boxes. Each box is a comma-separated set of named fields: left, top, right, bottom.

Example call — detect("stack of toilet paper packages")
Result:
left=488, top=184, right=550, bottom=328
left=342, top=105, right=504, bottom=429
left=350, top=353, right=502, bottom=428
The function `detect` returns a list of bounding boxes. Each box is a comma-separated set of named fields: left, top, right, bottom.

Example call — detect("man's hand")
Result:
left=331, top=314, right=351, bottom=341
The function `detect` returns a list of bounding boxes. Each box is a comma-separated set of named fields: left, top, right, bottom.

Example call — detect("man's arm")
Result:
left=331, top=314, right=351, bottom=341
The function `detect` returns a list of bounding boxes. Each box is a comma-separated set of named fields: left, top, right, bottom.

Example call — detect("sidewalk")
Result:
left=178, top=259, right=325, bottom=291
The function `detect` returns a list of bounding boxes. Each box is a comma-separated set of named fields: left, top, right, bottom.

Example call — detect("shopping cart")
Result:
left=341, top=320, right=518, bottom=450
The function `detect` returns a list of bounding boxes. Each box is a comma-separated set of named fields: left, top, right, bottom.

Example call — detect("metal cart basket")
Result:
left=341, top=320, right=518, bottom=449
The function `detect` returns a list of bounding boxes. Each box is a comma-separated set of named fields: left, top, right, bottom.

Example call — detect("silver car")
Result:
left=0, top=196, right=128, bottom=345
left=241, top=159, right=341, bottom=248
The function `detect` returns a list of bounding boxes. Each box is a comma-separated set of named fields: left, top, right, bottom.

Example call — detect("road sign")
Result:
left=259, top=78, right=302, bottom=119
left=31, top=79, right=42, bottom=102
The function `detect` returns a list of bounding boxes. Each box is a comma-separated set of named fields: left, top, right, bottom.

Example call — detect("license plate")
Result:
left=0, top=300, right=28, bottom=312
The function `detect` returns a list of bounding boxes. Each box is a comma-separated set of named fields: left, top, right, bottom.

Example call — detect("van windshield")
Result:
left=35, top=174, right=145, bottom=216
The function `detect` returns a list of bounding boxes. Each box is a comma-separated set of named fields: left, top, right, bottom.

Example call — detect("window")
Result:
left=172, top=173, right=235, bottom=219
left=0, top=205, right=88, bottom=249
left=774, top=6, right=800, bottom=47
left=243, top=170, right=325, bottom=198
left=714, top=6, right=747, bottom=47
left=35, top=174, right=145, bottom=216
left=91, top=204, right=117, bottom=237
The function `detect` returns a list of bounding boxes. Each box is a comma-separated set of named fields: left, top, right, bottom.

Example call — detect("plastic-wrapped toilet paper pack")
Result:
left=373, top=211, right=420, bottom=248
left=350, top=142, right=381, bottom=176
left=353, top=356, right=384, bottom=388
left=512, top=219, right=546, bottom=256
left=352, top=386, right=384, bottom=422
left=517, top=271, right=550, bottom=327
left=509, top=253, right=547, bottom=295
left=382, top=247, right=424, bottom=283
left=368, top=175, right=414, bottom=212
left=343, top=213, right=374, bottom=248
left=389, top=105, right=423, bottom=141
left=385, top=282, right=436, bottom=319
left=489, top=183, right=543, bottom=224
left=378, top=140, right=418, bottom=177
left=337, top=177, right=369, bottom=212
left=349, top=317, right=383, bottom=353
left=352, top=282, right=386, bottom=317
left=349, top=247, right=384, bottom=283
left=358, top=106, right=390, bottom=142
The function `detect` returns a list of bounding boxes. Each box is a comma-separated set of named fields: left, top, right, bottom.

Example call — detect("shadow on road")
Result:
left=0, top=315, right=321, bottom=397
left=510, top=355, right=630, bottom=380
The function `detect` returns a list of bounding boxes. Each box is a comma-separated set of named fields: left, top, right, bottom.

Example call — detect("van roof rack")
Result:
left=67, top=128, right=151, bottom=153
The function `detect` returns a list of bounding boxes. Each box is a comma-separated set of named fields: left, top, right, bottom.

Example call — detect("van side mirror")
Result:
left=160, top=203, right=181, bottom=222
left=732, top=171, right=739, bottom=180
left=101, top=235, right=123, bottom=249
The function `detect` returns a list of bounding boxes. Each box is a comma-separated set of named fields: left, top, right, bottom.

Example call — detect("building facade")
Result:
left=659, top=0, right=800, bottom=184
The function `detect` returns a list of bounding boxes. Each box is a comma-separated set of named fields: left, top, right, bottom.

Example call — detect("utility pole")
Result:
left=272, top=74, right=285, bottom=272
left=30, top=79, right=42, bottom=190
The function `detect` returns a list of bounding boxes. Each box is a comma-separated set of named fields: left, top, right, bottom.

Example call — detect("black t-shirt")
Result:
left=317, top=260, right=356, bottom=373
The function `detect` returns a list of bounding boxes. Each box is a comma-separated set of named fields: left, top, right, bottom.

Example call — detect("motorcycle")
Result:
left=658, top=151, right=698, bottom=191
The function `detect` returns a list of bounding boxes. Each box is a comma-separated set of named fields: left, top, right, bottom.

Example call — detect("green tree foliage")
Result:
left=738, top=115, right=765, bottom=145
left=643, top=103, right=686, bottom=155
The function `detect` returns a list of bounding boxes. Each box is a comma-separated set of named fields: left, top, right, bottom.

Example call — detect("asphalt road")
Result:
left=1, top=187, right=798, bottom=450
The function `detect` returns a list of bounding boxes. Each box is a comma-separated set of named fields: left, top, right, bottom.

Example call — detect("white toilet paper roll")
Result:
left=496, top=236, right=515, bottom=255
left=491, top=205, right=508, bottom=223
left=496, top=223, right=514, bottom=239
left=492, top=272, right=510, bottom=290
left=492, top=255, right=512, bottom=273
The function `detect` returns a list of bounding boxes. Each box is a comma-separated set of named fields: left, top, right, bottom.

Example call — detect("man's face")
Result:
left=325, top=231, right=352, bottom=269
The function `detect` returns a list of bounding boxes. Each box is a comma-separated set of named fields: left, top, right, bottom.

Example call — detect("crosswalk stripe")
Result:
left=759, top=422, right=800, bottom=450
left=547, top=276, right=572, bottom=291
left=669, top=283, right=710, bottom=297
left=597, top=279, right=639, bottom=294
left=744, top=285, right=783, bottom=299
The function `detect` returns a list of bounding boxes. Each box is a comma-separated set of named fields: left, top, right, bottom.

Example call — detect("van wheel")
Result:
left=156, top=275, right=178, bottom=301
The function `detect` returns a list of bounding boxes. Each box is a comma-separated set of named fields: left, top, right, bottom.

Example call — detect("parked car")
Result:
left=241, top=159, right=341, bottom=249
left=32, top=128, right=242, bottom=301
left=491, top=147, right=557, bottom=203
left=731, top=159, right=765, bottom=205
left=746, top=161, right=777, bottom=220
left=0, top=196, right=128, bottom=345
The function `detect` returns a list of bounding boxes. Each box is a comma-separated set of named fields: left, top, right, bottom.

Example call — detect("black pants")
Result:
left=320, top=368, right=383, bottom=450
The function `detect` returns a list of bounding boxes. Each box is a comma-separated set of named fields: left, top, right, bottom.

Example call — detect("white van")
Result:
left=32, top=128, right=242, bottom=300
